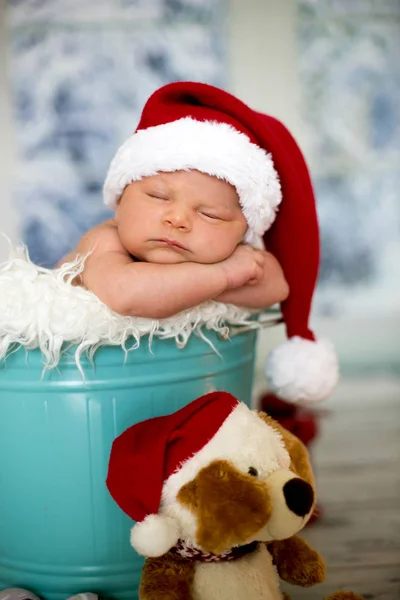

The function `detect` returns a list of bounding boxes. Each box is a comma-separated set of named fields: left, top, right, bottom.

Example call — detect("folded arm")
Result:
left=58, top=225, right=284, bottom=318
left=82, top=251, right=230, bottom=319
left=57, top=224, right=236, bottom=319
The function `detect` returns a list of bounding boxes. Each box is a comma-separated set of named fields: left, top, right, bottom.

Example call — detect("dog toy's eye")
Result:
left=248, top=467, right=258, bottom=477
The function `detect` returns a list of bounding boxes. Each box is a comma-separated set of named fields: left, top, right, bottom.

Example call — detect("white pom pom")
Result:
left=264, top=336, right=339, bottom=404
left=130, top=514, right=180, bottom=557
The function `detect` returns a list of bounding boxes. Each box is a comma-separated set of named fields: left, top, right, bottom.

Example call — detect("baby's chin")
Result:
left=149, top=255, right=191, bottom=264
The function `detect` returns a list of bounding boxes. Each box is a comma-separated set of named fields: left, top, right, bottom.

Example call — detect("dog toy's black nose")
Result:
left=283, top=478, right=314, bottom=517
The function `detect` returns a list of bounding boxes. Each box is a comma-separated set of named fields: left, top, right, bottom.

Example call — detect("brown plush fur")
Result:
left=267, top=535, right=326, bottom=587
left=177, top=459, right=272, bottom=554
left=140, top=551, right=195, bottom=600
left=284, top=593, right=364, bottom=600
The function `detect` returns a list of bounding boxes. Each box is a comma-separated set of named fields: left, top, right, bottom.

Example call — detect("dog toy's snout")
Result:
left=283, top=478, right=314, bottom=517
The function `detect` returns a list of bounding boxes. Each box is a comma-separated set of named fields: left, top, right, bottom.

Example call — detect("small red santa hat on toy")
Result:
left=106, top=391, right=292, bottom=558
left=103, top=81, right=338, bottom=404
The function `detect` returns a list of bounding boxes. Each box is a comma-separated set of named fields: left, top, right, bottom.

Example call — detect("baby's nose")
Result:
left=164, top=207, right=191, bottom=229
left=283, top=478, right=314, bottom=517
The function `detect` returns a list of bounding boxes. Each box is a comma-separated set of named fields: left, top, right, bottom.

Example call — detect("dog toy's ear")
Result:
left=257, top=411, right=315, bottom=491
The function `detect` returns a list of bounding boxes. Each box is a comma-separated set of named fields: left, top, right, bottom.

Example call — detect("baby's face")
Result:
left=115, top=170, right=247, bottom=264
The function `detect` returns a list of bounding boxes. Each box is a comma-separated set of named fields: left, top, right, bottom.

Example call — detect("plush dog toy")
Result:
left=107, top=392, right=362, bottom=600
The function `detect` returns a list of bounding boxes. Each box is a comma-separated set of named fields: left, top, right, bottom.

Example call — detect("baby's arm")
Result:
left=58, top=224, right=263, bottom=319
left=214, top=250, right=289, bottom=309
left=87, top=255, right=229, bottom=318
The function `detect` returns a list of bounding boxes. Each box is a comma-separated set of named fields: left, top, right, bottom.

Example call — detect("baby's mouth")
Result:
left=153, top=238, right=187, bottom=251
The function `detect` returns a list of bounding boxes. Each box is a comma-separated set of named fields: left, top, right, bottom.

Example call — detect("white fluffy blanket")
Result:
left=0, top=244, right=260, bottom=372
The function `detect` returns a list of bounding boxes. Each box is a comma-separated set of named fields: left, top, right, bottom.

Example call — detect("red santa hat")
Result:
left=106, top=391, right=240, bottom=557
left=103, top=81, right=338, bottom=404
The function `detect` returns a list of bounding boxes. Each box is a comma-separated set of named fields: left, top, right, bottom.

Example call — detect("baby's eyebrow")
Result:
left=150, top=173, right=172, bottom=186
left=142, top=178, right=167, bottom=188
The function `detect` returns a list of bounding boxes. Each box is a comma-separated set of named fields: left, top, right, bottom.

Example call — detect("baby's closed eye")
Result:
left=200, top=211, right=223, bottom=220
left=146, top=191, right=170, bottom=201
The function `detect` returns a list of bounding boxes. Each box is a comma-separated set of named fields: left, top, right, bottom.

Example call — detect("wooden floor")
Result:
left=274, top=377, right=400, bottom=600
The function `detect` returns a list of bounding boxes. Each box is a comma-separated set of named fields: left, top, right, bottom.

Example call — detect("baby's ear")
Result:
left=257, top=411, right=315, bottom=490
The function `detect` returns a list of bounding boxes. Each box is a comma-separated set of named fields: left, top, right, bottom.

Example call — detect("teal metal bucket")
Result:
left=0, top=328, right=258, bottom=600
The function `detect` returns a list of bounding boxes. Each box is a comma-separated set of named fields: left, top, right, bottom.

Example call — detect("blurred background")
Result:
left=0, top=1, right=399, bottom=595
left=1, top=0, right=399, bottom=376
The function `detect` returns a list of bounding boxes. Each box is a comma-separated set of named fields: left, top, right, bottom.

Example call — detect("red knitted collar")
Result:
left=170, top=539, right=259, bottom=563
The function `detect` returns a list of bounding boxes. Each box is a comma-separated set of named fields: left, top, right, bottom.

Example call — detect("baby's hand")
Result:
left=219, top=244, right=265, bottom=290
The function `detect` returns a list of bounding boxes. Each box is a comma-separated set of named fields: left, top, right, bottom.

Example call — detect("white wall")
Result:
left=227, top=0, right=304, bottom=139
left=0, top=1, right=18, bottom=260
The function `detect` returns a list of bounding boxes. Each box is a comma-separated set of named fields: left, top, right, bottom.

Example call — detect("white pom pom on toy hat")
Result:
left=129, top=514, right=181, bottom=558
